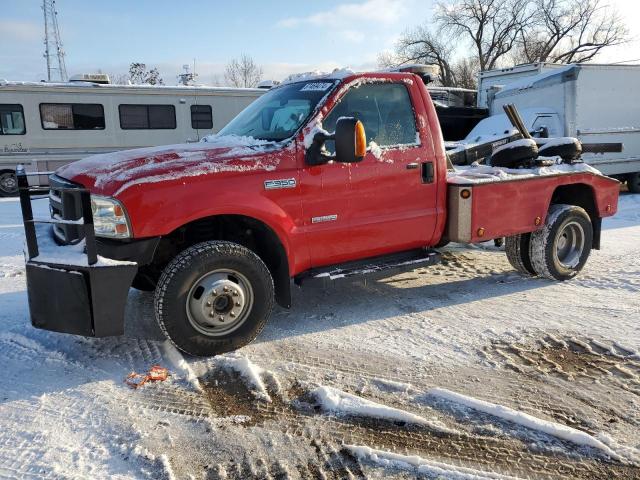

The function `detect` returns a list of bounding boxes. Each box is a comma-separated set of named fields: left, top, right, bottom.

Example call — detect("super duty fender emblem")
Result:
left=264, top=178, right=296, bottom=190
left=312, top=214, right=338, bottom=224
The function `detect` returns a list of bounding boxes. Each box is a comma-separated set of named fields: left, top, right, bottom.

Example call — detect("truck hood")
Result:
left=56, top=135, right=281, bottom=196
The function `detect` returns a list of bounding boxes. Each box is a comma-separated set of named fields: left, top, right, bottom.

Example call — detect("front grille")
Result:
left=49, top=174, right=85, bottom=244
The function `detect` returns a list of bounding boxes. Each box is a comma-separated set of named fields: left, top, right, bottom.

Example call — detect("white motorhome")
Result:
left=0, top=76, right=264, bottom=195
left=475, top=63, right=640, bottom=191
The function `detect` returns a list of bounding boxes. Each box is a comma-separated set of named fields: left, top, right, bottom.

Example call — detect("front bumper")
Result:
left=26, top=260, right=137, bottom=337
left=18, top=167, right=138, bottom=338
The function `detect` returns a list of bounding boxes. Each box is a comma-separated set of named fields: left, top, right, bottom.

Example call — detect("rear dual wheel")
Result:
left=506, top=204, right=592, bottom=280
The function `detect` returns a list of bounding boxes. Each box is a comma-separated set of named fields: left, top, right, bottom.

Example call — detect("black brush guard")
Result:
left=17, top=166, right=137, bottom=337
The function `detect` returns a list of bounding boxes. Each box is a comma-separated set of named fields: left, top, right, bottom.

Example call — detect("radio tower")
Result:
left=42, top=0, right=68, bottom=82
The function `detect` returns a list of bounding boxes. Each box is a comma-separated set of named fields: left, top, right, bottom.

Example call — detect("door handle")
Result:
left=406, top=162, right=419, bottom=170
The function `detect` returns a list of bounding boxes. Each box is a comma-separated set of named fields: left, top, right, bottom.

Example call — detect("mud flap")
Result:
left=26, top=261, right=138, bottom=337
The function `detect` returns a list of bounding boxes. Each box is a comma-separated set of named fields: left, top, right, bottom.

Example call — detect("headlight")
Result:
left=90, top=195, right=131, bottom=238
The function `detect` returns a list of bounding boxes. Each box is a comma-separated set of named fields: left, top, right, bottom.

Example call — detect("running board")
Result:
left=295, top=249, right=441, bottom=285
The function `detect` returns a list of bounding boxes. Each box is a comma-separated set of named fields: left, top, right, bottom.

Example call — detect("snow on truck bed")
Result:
left=447, top=161, right=601, bottom=185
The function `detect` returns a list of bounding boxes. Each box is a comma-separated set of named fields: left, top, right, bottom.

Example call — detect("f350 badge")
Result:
left=264, top=178, right=296, bottom=190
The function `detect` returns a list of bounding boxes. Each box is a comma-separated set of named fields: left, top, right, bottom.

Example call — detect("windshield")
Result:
left=218, top=80, right=337, bottom=141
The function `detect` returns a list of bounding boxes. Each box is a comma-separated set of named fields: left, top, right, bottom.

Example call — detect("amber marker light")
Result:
left=460, top=189, right=471, bottom=199
left=354, top=120, right=367, bottom=158
left=477, top=227, right=485, bottom=237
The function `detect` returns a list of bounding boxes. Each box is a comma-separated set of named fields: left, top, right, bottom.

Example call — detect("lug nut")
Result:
left=235, top=301, right=241, bottom=307
left=209, top=312, right=215, bottom=317
left=223, top=286, right=229, bottom=292
left=219, top=315, right=224, bottom=321
left=212, top=289, right=217, bottom=295
left=230, top=312, right=236, bottom=317
left=206, top=301, right=212, bottom=306
left=232, top=290, right=239, bottom=297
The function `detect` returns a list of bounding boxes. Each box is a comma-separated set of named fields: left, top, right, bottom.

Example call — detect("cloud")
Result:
left=277, top=0, right=407, bottom=28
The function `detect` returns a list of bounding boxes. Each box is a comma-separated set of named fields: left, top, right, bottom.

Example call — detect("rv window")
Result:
left=40, top=103, right=105, bottom=130
left=0, top=104, right=26, bottom=135
left=191, top=105, right=213, bottom=129
left=119, top=104, right=176, bottom=129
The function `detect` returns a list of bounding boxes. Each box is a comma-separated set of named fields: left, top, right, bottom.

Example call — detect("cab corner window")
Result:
left=119, top=104, right=176, bottom=130
left=0, top=104, right=26, bottom=135
left=40, top=103, right=105, bottom=130
left=323, top=83, right=418, bottom=150
left=191, top=105, right=213, bottom=129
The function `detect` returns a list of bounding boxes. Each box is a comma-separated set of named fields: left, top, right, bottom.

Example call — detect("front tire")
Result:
left=154, top=241, right=274, bottom=356
left=529, top=204, right=593, bottom=281
left=0, top=171, right=18, bottom=197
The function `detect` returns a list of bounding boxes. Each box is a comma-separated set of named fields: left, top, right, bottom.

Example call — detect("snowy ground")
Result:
left=0, top=194, right=639, bottom=479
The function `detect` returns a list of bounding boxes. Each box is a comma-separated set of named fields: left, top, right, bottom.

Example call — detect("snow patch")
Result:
left=447, top=161, right=601, bottom=185
left=312, top=385, right=452, bottom=431
left=216, top=353, right=273, bottom=402
left=492, top=138, right=537, bottom=155
left=428, top=387, right=634, bottom=463
left=346, top=445, right=521, bottom=479
left=161, top=341, right=202, bottom=392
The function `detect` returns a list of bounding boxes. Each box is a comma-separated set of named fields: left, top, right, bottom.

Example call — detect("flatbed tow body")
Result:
left=16, top=68, right=620, bottom=355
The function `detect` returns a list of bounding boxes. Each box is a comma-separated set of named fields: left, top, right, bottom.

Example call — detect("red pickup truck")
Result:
left=18, top=68, right=619, bottom=356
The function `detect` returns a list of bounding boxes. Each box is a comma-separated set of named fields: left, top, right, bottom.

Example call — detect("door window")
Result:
left=323, top=83, right=418, bottom=151
left=532, top=115, right=560, bottom=138
left=0, top=104, right=25, bottom=134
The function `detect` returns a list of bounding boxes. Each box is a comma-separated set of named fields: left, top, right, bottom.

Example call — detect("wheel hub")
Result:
left=555, top=220, right=585, bottom=269
left=186, top=270, right=253, bottom=336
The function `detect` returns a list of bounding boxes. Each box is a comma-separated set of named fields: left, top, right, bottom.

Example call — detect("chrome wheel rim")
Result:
left=554, top=220, right=585, bottom=269
left=186, top=269, right=254, bottom=337
left=0, top=173, right=18, bottom=195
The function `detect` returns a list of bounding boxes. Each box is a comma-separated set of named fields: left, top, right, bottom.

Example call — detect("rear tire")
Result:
left=505, top=233, right=535, bottom=275
left=154, top=241, right=274, bottom=356
left=628, top=172, right=640, bottom=194
left=529, top=204, right=592, bottom=281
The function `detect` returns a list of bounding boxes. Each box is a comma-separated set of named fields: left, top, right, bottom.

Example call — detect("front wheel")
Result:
left=0, top=171, right=18, bottom=197
left=154, top=241, right=274, bottom=356
left=529, top=204, right=593, bottom=281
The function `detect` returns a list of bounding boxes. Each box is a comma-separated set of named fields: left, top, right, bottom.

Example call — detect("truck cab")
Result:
left=18, top=69, right=619, bottom=356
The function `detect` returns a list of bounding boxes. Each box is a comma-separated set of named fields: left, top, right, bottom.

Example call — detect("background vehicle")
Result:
left=474, top=63, right=640, bottom=191
left=0, top=75, right=263, bottom=195
left=18, top=68, right=619, bottom=357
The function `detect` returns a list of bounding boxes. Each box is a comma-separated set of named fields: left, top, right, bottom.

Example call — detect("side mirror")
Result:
left=305, top=116, right=367, bottom=166
left=335, top=117, right=367, bottom=163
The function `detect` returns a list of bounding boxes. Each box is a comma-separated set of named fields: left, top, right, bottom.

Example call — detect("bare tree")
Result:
left=383, top=26, right=458, bottom=86
left=128, top=63, right=164, bottom=85
left=514, top=0, right=628, bottom=64
left=224, top=54, right=263, bottom=88
left=436, top=0, right=534, bottom=71
left=387, top=0, right=628, bottom=88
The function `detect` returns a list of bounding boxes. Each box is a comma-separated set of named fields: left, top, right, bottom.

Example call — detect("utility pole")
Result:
left=42, top=0, right=68, bottom=82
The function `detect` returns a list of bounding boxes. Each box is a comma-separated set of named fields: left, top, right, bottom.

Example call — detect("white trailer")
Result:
left=476, top=63, right=640, bottom=191
left=0, top=78, right=264, bottom=195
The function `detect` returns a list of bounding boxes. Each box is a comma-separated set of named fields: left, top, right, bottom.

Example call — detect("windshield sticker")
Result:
left=300, top=82, right=333, bottom=92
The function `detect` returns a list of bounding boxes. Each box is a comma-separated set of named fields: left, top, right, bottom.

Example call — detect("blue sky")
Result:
left=1, top=0, right=637, bottom=84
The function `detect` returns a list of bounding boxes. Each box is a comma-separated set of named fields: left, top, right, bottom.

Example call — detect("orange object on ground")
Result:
left=125, top=365, right=169, bottom=389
